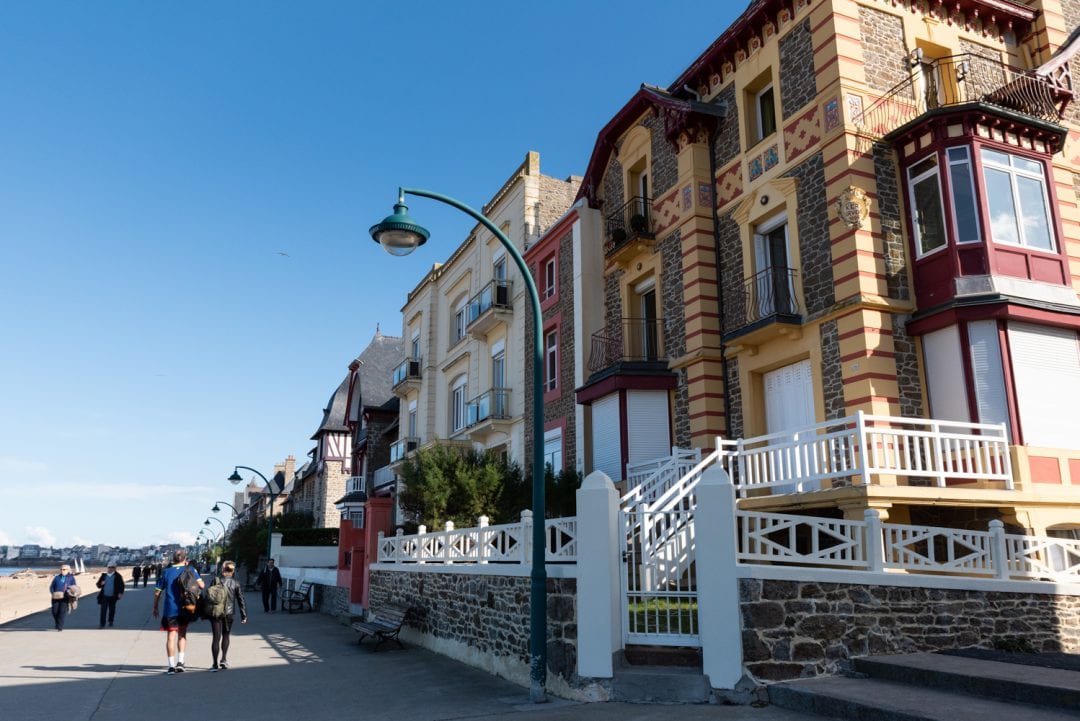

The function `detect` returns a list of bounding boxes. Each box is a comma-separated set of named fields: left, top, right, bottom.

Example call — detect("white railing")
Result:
left=733, top=508, right=1080, bottom=583
left=732, top=412, right=1013, bottom=495
left=346, top=476, right=364, bottom=494
left=376, top=511, right=577, bottom=565
left=622, top=447, right=702, bottom=507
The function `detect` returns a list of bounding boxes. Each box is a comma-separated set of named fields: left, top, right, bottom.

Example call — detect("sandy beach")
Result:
left=0, top=567, right=139, bottom=625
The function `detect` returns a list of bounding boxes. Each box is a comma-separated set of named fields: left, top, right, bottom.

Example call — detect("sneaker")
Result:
left=211, top=663, right=219, bottom=672
left=167, top=667, right=176, bottom=675
left=175, top=664, right=185, bottom=673
left=219, top=662, right=228, bottom=671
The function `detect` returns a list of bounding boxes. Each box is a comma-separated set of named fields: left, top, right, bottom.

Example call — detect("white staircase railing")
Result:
left=621, top=447, right=702, bottom=508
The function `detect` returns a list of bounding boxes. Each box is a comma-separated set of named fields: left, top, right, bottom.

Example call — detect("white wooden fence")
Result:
left=377, top=510, right=577, bottom=564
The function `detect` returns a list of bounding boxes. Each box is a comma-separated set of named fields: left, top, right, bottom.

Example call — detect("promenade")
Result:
left=0, top=582, right=821, bottom=721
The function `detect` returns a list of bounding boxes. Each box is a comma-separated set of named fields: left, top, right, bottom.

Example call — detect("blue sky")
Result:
left=0, top=1, right=741, bottom=548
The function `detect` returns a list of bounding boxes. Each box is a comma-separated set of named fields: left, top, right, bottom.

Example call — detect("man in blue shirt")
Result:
left=153, top=549, right=204, bottom=674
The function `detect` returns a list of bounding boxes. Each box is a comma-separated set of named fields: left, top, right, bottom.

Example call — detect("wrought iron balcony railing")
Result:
left=390, top=437, right=420, bottom=464
left=605, top=195, right=654, bottom=256
left=724, top=267, right=800, bottom=333
left=392, top=357, right=422, bottom=388
left=588, top=317, right=666, bottom=373
left=856, top=52, right=1072, bottom=140
left=466, top=388, right=511, bottom=427
left=466, top=279, right=513, bottom=327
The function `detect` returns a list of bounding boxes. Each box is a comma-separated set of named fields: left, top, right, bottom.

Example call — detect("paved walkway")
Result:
left=0, top=583, right=825, bottom=721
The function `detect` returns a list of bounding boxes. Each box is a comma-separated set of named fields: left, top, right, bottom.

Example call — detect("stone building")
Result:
left=565, top=0, right=1080, bottom=535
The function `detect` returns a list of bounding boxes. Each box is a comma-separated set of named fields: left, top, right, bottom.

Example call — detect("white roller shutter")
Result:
left=764, top=360, right=815, bottom=434
left=626, top=390, right=671, bottom=464
left=1008, top=322, right=1080, bottom=447
left=922, top=326, right=971, bottom=423
left=591, top=394, right=622, bottom=481
left=967, top=320, right=1010, bottom=432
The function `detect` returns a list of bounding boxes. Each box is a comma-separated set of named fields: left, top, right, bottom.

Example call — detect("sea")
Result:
left=0, top=566, right=48, bottom=577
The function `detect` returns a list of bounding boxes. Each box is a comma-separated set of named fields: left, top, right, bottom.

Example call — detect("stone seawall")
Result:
left=370, top=569, right=589, bottom=697
left=740, top=578, right=1080, bottom=682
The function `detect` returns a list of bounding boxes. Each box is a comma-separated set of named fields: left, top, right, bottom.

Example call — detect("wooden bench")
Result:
left=352, top=603, right=411, bottom=651
left=280, top=581, right=313, bottom=613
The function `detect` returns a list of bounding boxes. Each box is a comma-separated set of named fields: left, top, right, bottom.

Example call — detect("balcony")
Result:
left=465, top=387, right=512, bottom=439
left=389, top=437, right=419, bottom=465
left=391, top=357, right=422, bottom=396
left=604, top=195, right=655, bottom=265
left=466, top=279, right=513, bottom=338
left=588, top=317, right=667, bottom=376
left=372, top=464, right=395, bottom=492
left=723, top=266, right=801, bottom=341
left=346, top=475, right=365, bottom=494
left=856, top=52, right=1071, bottom=143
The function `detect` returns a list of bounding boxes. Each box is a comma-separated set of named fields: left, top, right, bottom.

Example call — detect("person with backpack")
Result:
left=152, top=549, right=205, bottom=674
left=205, top=560, right=247, bottom=671
left=257, top=558, right=282, bottom=613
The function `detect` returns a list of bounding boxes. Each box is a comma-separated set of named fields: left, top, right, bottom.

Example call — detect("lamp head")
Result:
left=212, top=504, right=221, bottom=513
left=204, top=519, right=211, bottom=526
left=370, top=196, right=429, bottom=257
left=227, top=470, right=243, bottom=484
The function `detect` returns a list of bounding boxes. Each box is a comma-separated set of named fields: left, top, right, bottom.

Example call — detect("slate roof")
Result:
left=346, top=328, right=403, bottom=425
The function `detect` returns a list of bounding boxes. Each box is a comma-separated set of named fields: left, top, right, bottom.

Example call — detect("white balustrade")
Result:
left=375, top=512, right=577, bottom=565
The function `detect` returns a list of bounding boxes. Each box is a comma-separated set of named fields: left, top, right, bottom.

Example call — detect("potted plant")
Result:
left=610, top=227, right=628, bottom=244
left=630, top=213, right=648, bottom=233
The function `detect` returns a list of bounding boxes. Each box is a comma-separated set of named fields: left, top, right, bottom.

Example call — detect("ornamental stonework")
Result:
left=835, top=186, right=870, bottom=230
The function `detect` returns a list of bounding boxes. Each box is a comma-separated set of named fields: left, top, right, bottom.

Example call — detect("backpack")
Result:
left=205, top=579, right=230, bottom=619
left=174, top=566, right=201, bottom=615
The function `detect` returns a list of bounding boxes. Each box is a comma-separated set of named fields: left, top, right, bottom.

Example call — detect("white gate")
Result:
left=621, top=506, right=699, bottom=646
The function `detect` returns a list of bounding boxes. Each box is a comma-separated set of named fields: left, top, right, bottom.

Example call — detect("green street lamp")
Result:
left=371, top=187, right=548, bottom=702
left=212, top=500, right=239, bottom=516
left=205, top=516, right=228, bottom=536
left=228, top=465, right=279, bottom=563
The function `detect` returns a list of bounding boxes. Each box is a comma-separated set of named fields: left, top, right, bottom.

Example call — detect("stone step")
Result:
left=854, top=652, right=1080, bottom=711
left=623, top=644, right=702, bottom=667
left=768, top=675, right=1080, bottom=721
left=611, top=665, right=711, bottom=703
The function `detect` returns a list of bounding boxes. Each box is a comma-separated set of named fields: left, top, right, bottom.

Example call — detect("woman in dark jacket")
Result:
left=48, top=564, right=77, bottom=631
left=208, top=560, right=247, bottom=670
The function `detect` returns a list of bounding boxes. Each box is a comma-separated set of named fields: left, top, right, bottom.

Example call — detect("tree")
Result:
left=224, top=511, right=315, bottom=571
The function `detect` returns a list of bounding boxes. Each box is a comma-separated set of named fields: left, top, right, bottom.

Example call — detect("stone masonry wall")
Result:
left=873, top=143, right=909, bottom=301
left=312, top=582, right=350, bottom=619
left=370, top=570, right=578, bottom=684
left=659, top=230, right=690, bottom=447
left=740, top=578, right=1080, bottom=682
left=712, top=84, right=740, bottom=167
left=538, top=175, right=580, bottom=236
left=819, top=320, right=845, bottom=421
left=779, top=19, right=816, bottom=119
left=725, top=357, right=743, bottom=441
left=715, top=210, right=743, bottom=334
left=892, top=314, right=924, bottom=418
left=858, top=6, right=910, bottom=95
left=644, top=113, right=679, bottom=197
left=784, top=152, right=834, bottom=317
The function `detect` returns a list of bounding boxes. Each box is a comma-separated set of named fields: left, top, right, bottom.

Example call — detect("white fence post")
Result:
left=856, top=410, right=872, bottom=487
left=478, top=515, right=489, bottom=565
left=377, top=531, right=385, bottom=563
left=864, top=508, right=884, bottom=573
left=417, top=525, right=426, bottom=564
left=575, top=471, right=622, bottom=678
left=520, top=510, right=533, bottom=566
left=444, top=521, right=454, bottom=564
left=990, top=520, right=1009, bottom=579
left=395, top=528, right=405, bottom=563
left=695, top=465, right=744, bottom=690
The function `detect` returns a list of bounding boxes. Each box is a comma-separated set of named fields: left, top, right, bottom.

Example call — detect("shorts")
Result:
left=160, top=615, right=189, bottom=631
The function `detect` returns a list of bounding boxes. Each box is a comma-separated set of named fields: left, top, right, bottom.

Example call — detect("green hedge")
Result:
left=281, top=528, right=339, bottom=546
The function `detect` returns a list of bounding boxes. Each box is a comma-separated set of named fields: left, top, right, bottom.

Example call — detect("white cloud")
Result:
left=71, top=536, right=93, bottom=546
left=25, top=526, right=57, bottom=546
left=164, top=531, right=196, bottom=545
left=0, top=529, right=12, bottom=545
left=0, top=457, right=48, bottom=474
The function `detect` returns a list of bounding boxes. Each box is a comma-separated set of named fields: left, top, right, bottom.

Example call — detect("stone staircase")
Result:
left=611, top=646, right=711, bottom=703
left=768, top=651, right=1080, bottom=720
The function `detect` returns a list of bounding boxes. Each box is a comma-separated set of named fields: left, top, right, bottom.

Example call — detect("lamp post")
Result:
left=205, top=516, right=228, bottom=536
left=227, top=465, right=278, bottom=563
left=371, top=188, right=548, bottom=702
left=212, top=500, right=238, bottom=516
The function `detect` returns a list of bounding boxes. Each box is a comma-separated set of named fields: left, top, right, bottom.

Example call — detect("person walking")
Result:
left=206, top=560, right=247, bottom=671
left=152, top=549, right=204, bottom=674
left=143, top=564, right=152, bottom=587
left=48, top=564, right=76, bottom=631
left=131, top=565, right=141, bottom=587
left=257, top=558, right=282, bottom=613
left=95, top=564, right=126, bottom=628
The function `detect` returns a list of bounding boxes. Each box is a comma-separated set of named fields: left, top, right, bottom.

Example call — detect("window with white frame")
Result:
left=451, top=375, right=468, bottom=432
left=410, top=330, right=420, bottom=359
left=407, top=399, right=418, bottom=438
left=980, top=148, right=1054, bottom=251
left=544, top=257, right=556, bottom=299
left=545, top=329, right=558, bottom=392
left=907, top=155, right=948, bottom=256
left=452, top=299, right=467, bottom=344
left=946, top=147, right=981, bottom=243
left=755, top=84, right=776, bottom=142
left=543, top=427, right=563, bottom=475
left=493, top=254, right=507, bottom=282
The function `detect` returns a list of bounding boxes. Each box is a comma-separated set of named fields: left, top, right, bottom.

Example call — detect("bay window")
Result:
left=980, top=148, right=1054, bottom=251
